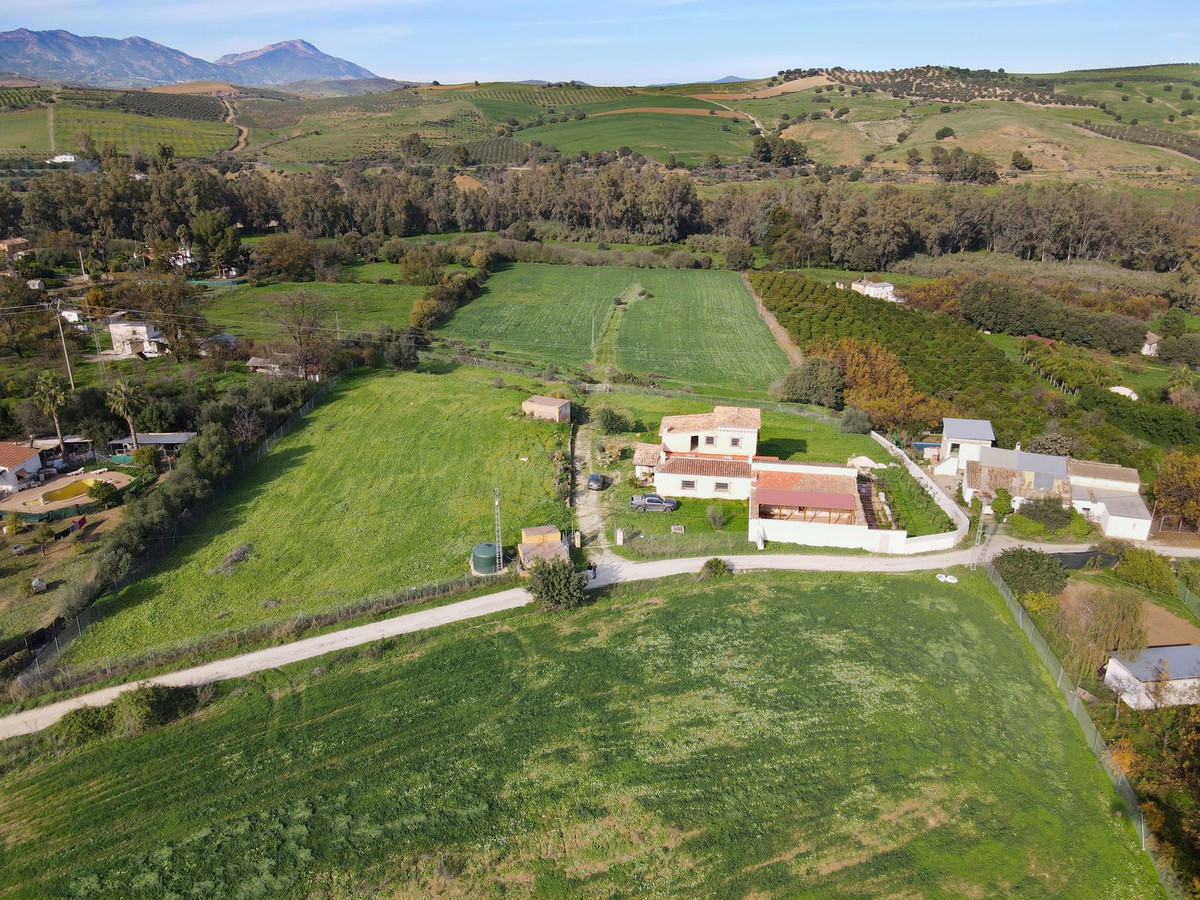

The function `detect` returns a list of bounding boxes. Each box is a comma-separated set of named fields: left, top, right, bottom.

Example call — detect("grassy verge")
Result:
left=0, top=570, right=1160, bottom=898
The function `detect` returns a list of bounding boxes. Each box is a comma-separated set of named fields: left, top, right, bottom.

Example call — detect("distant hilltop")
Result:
left=0, top=29, right=376, bottom=87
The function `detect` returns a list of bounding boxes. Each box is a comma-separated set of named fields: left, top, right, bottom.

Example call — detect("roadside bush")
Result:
left=593, top=406, right=631, bottom=435
left=840, top=408, right=872, bottom=434
left=110, top=685, right=193, bottom=738
left=1114, top=548, right=1177, bottom=596
left=992, top=488, right=1013, bottom=522
left=384, top=334, right=419, bottom=370
left=994, top=547, right=1068, bottom=597
left=698, top=557, right=732, bottom=581
left=50, top=705, right=115, bottom=748
left=775, top=358, right=846, bottom=410
left=724, top=240, right=753, bottom=271
left=528, top=558, right=587, bottom=610
left=1179, top=559, right=1200, bottom=592
left=1023, top=591, right=1060, bottom=616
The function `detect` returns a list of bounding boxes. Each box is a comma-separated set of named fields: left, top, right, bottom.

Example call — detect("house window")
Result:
left=715, top=482, right=729, bottom=492
left=730, top=437, right=742, bottom=448
left=681, top=480, right=696, bottom=491
left=705, top=436, right=715, bottom=446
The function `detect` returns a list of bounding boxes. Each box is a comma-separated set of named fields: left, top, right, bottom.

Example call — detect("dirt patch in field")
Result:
left=1061, top=579, right=1200, bottom=646
left=589, top=107, right=743, bottom=119
left=453, top=174, right=484, bottom=191
left=147, top=81, right=239, bottom=95
left=700, top=75, right=833, bottom=100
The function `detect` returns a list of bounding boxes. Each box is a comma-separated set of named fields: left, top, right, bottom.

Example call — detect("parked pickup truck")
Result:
left=630, top=493, right=679, bottom=512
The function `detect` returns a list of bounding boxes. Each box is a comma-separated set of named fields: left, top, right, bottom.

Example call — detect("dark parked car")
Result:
left=629, top=493, right=679, bottom=512
left=587, top=473, right=606, bottom=491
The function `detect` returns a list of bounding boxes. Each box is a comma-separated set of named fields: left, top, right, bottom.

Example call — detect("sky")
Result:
left=8, top=0, right=1199, bottom=84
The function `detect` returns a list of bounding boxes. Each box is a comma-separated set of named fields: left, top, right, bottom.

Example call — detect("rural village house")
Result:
left=109, top=321, right=168, bottom=358
left=0, top=442, right=44, bottom=495
left=1105, top=645, right=1200, bottom=709
left=1141, top=331, right=1162, bottom=357
left=0, top=237, right=31, bottom=259
left=108, top=432, right=197, bottom=456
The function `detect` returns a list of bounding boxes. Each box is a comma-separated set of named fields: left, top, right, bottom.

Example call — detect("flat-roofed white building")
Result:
left=1106, top=645, right=1200, bottom=709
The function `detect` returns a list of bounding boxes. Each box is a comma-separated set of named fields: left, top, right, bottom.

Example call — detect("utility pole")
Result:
left=54, top=300, right=75, bottom=390
left=335, top=310, right=341, bottom=341
left=93, top=329, right=105, bottom=377
left=494, top=487, right=503, bottom=574
left=77, top=249, right=86, bottom=278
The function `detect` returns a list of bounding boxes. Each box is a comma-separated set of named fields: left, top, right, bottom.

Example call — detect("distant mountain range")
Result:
left=0, top=29, right=376, bottom=87
left=713, top=75, right=750, bottom=83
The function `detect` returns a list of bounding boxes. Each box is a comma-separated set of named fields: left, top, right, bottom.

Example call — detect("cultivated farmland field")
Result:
left=63, top=367, right=569, bottom=663
left=0, top=571, right=1160, bottom=898
left=53, top=105, right=237, bottom=157
left=202, top=279, right=427, bottom=336
left=520, top=111, right=755, bottom=165
left=438, top=264, right=788, bottom=391
left=0, top=108, right=51, bottom=156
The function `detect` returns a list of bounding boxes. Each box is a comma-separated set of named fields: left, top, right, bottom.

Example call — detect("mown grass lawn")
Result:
left=202, top=280, right=427, bottom=337
left=63, top=367, right=570, bottom=664
left=438, top=263, right=788, bottom=392
left=0, top=571, right=1160, bottom=898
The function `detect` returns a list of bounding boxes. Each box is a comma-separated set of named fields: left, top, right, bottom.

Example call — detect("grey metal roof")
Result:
left=1016, top=450, right=1068, bottom=479
left=1115, top=645, right=1200, bottom=682
left=942, top=418, right=995, bottom=442
left=1070, top=485, right=1151, bottom=520
left=109, top=432, right=197, bottom=446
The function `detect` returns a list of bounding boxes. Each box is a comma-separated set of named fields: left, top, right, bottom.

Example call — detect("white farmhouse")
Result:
left=0, top=442, right=43, bottom=495
left=1067, top=459, right=1151, bottom=541
left=850, top=279, right=899, bottom=302
left=647, top=406, right=761, bottom=499
left=1105, top=645, right=1200, bottom=709
left=1141, top=331, right=1162, bottom=357
left=109, top=321, right=168, bottom=357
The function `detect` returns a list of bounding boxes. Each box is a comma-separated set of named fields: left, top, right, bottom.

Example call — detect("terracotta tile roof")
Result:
left=659, top=406, right=761, bottom=433
left=657, top=456, right=752, bottom=478
left=754, top=469, right=857, bottom=493
left=0, top=442, right=40, bottom=470
left=633, top=442, right=661, bottom=467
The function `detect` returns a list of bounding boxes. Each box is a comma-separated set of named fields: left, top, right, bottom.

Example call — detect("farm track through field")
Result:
left=5, top=534, right=1199, bottom=740
left=744, top=273, right=803, bottom=366
left=711, top=99, right=763, bottom=132
left=221, top=97, right=249, bottom=153
left=46, top=93, right=55, bottom=152
left=590, top=282, right=638, bottom=373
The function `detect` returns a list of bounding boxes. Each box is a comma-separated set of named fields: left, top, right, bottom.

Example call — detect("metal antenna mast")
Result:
left=494, top=487, right=503, bottom=573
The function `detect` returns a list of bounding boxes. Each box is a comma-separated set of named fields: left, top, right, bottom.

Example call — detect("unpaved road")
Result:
left=3, top=535, right=1197, bottom=739
left=745, top=273, right=803, bottom=366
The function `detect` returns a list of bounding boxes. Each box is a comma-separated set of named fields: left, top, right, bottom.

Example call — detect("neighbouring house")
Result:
left=25, top=279, right=44, bottom=291
left=517, top=525, right=570, bottom=573
left=0, top=442, right=44, bottom=495
left=0, top=237, right=31, bottom=259
left=1142, top=331, right=1162, bottom=357
left=30, top=435, right=92, bottom=465
left=522, top=395, right=572, bottom=424
left=109, top=321, right=168, bottom=357
left=1067, top=459, right=1151, bottom=540
left=850, top=278, right=899, bottom=302
left=59, top=308, right=83, bottom=326
left=44, top=153, right=77, bottom=164
left=964, top=446, right=1069, bottom=508
left=245, top=356, right=320, bottom=381
left=108, top=432, right=197, bottom=456
left=1105, top=645, right=1200, bottom=709
left=200, top=333, right=240, bottom=356
left=933, top=417, right=997, bottom=474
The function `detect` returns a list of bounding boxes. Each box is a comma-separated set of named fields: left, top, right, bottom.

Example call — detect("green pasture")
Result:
left=436, top=263, right=787, bottom=390
left=0, top=108, right=51, bottom=156
left=202, top=280, right=426, bottom=337
left=520, top=111, right=755, bottom=165
left=62, top=367, right=569, bottom=664
left=0, top=570, right=1160, bottom=898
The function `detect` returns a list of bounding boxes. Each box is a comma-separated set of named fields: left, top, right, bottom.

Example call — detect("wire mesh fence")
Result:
left=985, top=564, right=1184, bottom=898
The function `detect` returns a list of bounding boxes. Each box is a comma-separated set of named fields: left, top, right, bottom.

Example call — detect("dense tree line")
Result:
left=2, top=160, right=1194, bottom=281
left=1077, top=386, right=1200, bottom=448
left=959, top=278, right=1147, bottom=353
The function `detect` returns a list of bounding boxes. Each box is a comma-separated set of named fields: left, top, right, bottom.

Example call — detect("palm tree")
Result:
left=33, top=372, right=67, bottom=456
left=106, top=379, right=144, bottom=451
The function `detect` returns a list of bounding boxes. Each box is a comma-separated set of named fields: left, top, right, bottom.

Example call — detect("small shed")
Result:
left=522, top=395, right=571, bottom=424
left=633, top=442, right=661, bottom=479
left=1105, top=645, right=1200, bottom=709
left=1141, top=332, right=1162, bottom=357
left=517, top=525, right=569, bottom=573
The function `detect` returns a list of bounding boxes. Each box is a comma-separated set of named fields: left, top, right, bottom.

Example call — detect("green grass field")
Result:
left=438, top=264, right=788, bottom=391
left=202, top=280, right=427, bottom=337
left=0, top=108, right=51, bottom=156
left=0, top=571, right=1160, bottom=898
left=62, top=367, right=569, bottom=664
left=53, top=105, right=237, bottom=157
left=520, top=112, right=755, bottom=165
